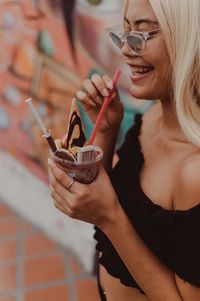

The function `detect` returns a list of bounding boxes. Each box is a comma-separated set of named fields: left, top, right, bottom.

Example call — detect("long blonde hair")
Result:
left=149, top=0, right=200, bottom=146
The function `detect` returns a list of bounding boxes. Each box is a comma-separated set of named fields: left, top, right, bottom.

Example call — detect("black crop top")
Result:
left=94, top=114, right=200, bottom=293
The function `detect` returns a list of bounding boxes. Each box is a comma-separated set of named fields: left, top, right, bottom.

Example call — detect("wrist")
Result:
left=94, top=126, right=120, bottom=141
left=98, top=202, right=125, bottom=234
left=99, top=204, right=136, bottom=247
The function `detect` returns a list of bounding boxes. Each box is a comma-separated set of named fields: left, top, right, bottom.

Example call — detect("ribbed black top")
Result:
left=94, top=114, right=200, bottom=293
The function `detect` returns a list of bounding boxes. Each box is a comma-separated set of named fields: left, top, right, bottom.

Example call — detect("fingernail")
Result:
left=106, top=81, right=113, bottom=89
left=89, top=99, right=96, bottom=107
left=76, top=90, right=85, bottom=99
left=48, top=158, right=52, bottom=165
left=102, top=88, right=109, bottom=97
left=96, top=96, right=102, bottom=104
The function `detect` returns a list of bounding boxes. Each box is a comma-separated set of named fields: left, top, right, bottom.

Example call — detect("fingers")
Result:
left=50, top=185, right=71, bottom=214
left=102, top=75, right=113, bottom=90
left=49, top=162, right=77, bottom=217
left=76, top=73, right=114, bottom=107
left=49, top=161, right=72, bottom=189
left=49, top=168, right=71, bottom=200
left=91, top=74, right=110, bottom=97
left=48, top=160, right=77, bottom=194
left=76, top=90, right=96, bottom=107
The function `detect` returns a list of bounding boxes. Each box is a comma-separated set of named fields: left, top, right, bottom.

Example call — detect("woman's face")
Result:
left=122, top=0, right=172, bottom=101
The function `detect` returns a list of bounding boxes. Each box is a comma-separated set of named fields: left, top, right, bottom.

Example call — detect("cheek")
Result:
left=152, top=39, right=172, bottom=84
left=158, top=56, right=172, bottom=89
left=153, top=60, right=172, bottom=100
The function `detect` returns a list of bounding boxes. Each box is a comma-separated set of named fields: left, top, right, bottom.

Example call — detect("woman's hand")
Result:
left=76, top=74, right=124, bottom=135
left=48, top=159, right=120, bottom=228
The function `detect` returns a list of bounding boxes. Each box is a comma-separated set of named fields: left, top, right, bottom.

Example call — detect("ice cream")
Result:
left=52, top=69, right=121, bottom=182
left=61, top=98, right=86, bottom=151
left=51, top=98, right=102, bottom=183
left=53, top=98, right=99, bottom=163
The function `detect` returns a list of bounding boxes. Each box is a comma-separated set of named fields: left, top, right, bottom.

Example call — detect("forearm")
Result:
left=100, top=206, right=183, bottom=301
left=94, top=128, right=119, bottom=173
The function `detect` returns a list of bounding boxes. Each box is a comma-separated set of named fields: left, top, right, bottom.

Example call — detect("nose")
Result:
left=121, top=40, right=137, bottom=59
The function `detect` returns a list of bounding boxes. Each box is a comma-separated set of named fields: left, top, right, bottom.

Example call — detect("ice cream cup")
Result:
left=51, top=146, right=103, bottom=184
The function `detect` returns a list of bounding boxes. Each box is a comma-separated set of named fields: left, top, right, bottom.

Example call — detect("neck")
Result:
left=158, top=101, right=188, bottom=143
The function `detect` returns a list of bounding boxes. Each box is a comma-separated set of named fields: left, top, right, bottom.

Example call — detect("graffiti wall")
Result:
left=0, top=0, right=121, bottom=179
left=0, top=0, right=150, bottom=270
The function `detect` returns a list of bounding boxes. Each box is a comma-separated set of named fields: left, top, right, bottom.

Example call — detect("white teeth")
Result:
left=133, top=67, right=152, bottom=73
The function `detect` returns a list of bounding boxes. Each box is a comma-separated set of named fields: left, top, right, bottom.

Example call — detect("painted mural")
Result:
left=0, top=0, right=150, bottom=179
left=0, top=0, right=150, bottom=269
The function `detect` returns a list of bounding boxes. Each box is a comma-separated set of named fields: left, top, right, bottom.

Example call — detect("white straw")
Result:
left=25, top=98, right=48, bottom=135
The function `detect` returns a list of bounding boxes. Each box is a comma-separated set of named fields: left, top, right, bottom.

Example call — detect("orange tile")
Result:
left=20, top=221, right=34, bottom=233
left=25, top=285, right=69, bottom=301
left=0, top=297, right=16, bottom=301
left=0, top=240, right=17, bottom=261
left=0, top=265, right=16, bottom=293
left=0, top=219, right=18, bottom=237
left=25, top=254, right=66, bottom=287
left=75, top=279, right=101, bottom=301
left=70, top=257, right=83, bottom=276
left=24, top=233, right=57, bottom=256
left=0, top=203, right=14, bottom=218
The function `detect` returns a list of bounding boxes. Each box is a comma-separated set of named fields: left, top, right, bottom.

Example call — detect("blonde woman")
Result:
left=49, top=0, right=200, bottom=300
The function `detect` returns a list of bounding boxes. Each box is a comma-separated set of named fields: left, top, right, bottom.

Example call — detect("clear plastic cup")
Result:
left=51, top=146, right=103, bottom=184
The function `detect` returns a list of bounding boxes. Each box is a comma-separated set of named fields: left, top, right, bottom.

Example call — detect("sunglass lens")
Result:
left=109, top=32, right=123, bottom=49
left=126, top=35, right=143, bottom=52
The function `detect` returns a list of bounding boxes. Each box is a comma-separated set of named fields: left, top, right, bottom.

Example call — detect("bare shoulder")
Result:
left=174, top=149, right=200, bottom=210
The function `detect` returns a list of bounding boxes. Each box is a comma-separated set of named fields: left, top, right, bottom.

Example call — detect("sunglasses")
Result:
left=107, top=24, right=161, bottom=55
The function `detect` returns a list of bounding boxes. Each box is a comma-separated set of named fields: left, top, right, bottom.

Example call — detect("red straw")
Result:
left=88, top=69, right=121, bottom=145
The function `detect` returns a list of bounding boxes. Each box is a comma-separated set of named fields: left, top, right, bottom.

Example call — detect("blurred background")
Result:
left=0, top=1, right=150, bottom=300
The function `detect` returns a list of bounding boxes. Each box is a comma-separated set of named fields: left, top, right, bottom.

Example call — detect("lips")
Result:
left=125, top=63, right=153, bottom=81
left=132, top=66, right=154, bottom=74
left=126, top=62, right=153, bottom=72
left=130, top=69, right=154, bottom=82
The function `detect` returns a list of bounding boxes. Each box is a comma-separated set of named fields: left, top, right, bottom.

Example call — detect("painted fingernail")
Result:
left=102, top=88, right=109, bottom=97
left=96, top=96, right=102, bottom=104
left=106, top=81, right=113, bottom=89
left=89, top=99, right=96, bottom=107
left=76, top=90, right=85, bottom=99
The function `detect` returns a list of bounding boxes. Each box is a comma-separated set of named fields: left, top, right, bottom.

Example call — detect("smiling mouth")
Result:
left=132, top=66, right=154, bottom=75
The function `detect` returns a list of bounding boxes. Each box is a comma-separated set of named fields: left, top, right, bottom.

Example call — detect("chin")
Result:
left=129, top=87, right=156, bottom=101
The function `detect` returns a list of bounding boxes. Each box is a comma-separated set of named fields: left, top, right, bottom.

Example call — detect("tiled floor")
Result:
left=0, top=202, right=101, bottom=301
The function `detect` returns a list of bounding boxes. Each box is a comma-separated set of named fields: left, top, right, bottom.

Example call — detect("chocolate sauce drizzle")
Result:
left=66, top=111, right=86, bottom=149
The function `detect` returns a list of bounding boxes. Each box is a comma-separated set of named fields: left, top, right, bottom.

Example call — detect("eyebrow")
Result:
left=124, top=16, right=158, bottom=26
